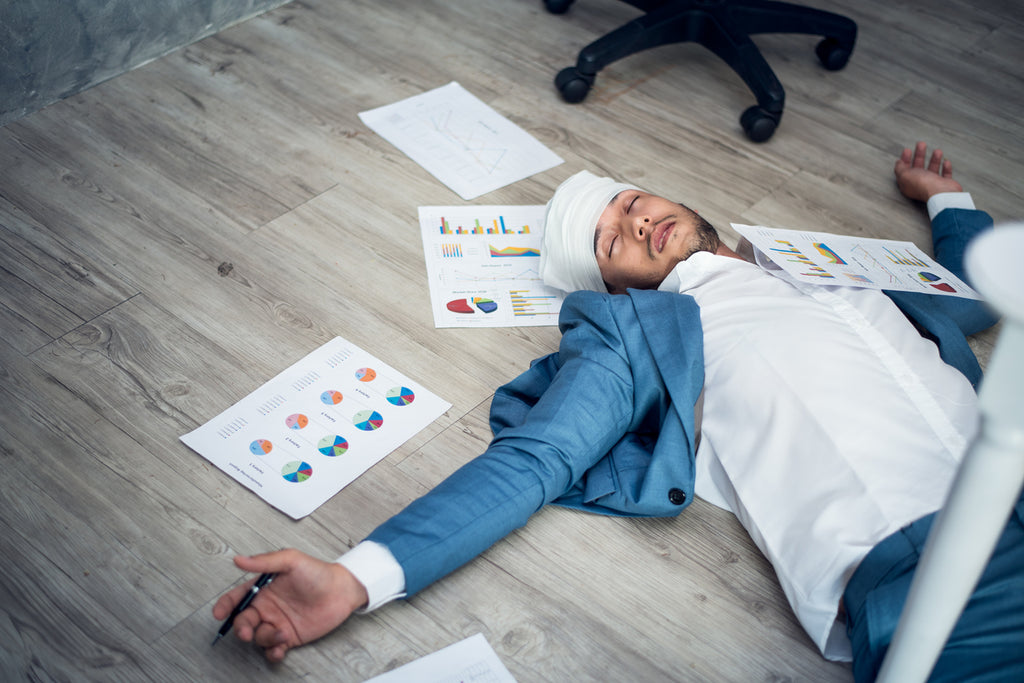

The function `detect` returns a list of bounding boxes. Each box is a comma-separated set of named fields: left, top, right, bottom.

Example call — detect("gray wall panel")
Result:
left=1, top=0, right=289, bottom=126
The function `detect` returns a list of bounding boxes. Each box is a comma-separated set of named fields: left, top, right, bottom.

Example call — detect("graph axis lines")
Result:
left=430, top=109, right=508, bottom=175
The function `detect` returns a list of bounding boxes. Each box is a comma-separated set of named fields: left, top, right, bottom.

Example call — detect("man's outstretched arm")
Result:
left=211, top=292, right=654, bottom=662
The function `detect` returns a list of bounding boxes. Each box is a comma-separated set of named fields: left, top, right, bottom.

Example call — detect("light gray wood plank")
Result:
left=0, top=517, right=190, bottom=682
left=0, top=196, right=138, bottom=351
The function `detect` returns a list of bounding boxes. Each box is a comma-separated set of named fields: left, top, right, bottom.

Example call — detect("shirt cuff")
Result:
left=335, top=540, right=407, bottom=612
left=926, top=192, right=975, bottom=221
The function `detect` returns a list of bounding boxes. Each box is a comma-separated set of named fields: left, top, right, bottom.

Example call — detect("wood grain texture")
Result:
left=1, top=0, right=1021, bottom=680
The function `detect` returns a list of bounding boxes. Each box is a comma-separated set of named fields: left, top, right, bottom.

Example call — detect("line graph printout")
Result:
left=181, top=337, right=450, bottom=519
left=732, top=223, right=981, bottom=299
left=419, top=205, right=565, bottom=327
left=359, top=82, right=563, bottom=200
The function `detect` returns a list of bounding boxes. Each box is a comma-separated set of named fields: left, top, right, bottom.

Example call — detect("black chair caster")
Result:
left=555, top=67, right=595, bottom=104
left=740, top=106, right=780, bottom=143
left=816, top=37, right=852, bottom=71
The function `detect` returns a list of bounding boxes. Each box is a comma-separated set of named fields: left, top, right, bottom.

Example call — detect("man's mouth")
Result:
left=652, top=221, right=676, bottom=253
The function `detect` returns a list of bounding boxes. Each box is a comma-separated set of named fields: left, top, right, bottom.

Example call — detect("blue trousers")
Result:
left=843, top=491, right=1024, bottom=682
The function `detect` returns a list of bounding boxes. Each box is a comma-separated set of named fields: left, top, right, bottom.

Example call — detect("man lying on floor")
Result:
left=214, top=142, right=1022, bottom=682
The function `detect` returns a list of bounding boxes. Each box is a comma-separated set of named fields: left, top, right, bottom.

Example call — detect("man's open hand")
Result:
left=212, top=549, right=368, bottom=663
left=895, top=141, right=964, bottom=202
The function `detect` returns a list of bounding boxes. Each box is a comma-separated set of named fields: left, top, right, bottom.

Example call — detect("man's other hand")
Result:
left=895, top=141, right=964, bottom=202
left=212, top=549, right=369, bottom=663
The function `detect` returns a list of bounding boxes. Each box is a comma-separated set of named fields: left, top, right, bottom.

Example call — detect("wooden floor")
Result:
left=2, top=0, right=1022, bottom=680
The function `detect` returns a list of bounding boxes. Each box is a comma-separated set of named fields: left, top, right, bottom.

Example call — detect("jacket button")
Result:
left=668, top=488, right=687, bottom=505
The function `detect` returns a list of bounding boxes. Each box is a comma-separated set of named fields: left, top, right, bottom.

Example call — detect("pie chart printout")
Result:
left=354, top=409, right=385, bottom=431
left=446, top=297, right=498, bottom=314
left=318, top=435, right=349, bottom=457
left=249, top=439, right=273, bottom=455
left=282, top=461, right=313, bottom=483
left=180, top=337, right=452, bottom=519
left=285, top=413, right=308, bottom=430
left=320, top=390, right=343, bottom=405
left=386, top=386, right=416, bottom=406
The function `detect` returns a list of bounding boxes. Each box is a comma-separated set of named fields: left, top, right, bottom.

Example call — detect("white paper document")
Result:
left=418, top=204, right=565, bottom=327
left=733, top=223, right=981, bottom=299
left=359, top=82, right=563, bottom=200
left=364, top=633, right=517, bottom=683
left=181, top=337, right=450, bottom=519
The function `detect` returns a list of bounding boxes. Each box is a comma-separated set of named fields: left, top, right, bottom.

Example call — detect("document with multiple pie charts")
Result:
left=181, top=337, right=450, bottom=519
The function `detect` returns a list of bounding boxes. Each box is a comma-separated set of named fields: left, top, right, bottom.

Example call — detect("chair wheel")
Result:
left=740, top=106, right=780, bottom=142
left=544, top=0, right=575, bottom=14
left=816, top=37, right=851, bottom=71
left=555, top=67, right=594, bottom=104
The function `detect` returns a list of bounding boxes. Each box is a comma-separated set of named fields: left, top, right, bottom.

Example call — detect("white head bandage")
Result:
left=540, top=170, right=640, bottom=293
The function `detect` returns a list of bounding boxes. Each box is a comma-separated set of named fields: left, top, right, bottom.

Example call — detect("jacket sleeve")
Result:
left=885, top=208, right=1001, bottom=387
left=365, top=291, right=637, bottom=596
left=929, top=207, right=1001, bottom=335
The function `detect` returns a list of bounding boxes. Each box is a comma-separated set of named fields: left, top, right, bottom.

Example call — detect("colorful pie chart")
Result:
left=918, top=271, right=957, bottom=292
left=285, top=413, right=309, bottom=430
left=249, top=439, right=273, bottom=455
left=281, top=460, right=313, bottom=483
left=318, top=435, right=349, bottom=457
left=355, top=367, right=376, bottom=382
left=320, top=390, right=343, bottom=405
left=386, top=386, right=416, bottom=406
left=447, top=298, right=473, bottom=314
left=473, top=297, right=497, bottom=313
left=353, top=409, right=384, bottom=431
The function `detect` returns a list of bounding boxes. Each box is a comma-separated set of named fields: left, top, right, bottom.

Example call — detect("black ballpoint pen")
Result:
left=212, top=572, right=276, bottom=646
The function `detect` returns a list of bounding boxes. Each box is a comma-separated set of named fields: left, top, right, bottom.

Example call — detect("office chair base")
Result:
left=549, top=0, right=857, bottom=142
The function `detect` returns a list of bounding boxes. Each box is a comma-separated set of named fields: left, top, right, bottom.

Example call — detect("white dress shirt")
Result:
left=338, top=193, right=980, bottom=660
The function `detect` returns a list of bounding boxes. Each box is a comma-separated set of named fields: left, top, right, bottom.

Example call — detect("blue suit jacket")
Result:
left=367, top=289, right=704, bottom=595
left=366, top=208, right=998, bottom=597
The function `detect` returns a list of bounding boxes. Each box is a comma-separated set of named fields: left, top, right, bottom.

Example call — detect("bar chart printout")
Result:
left=732, top=223, right=981, bottom=299
left=419, top=205, right=566, bottom=327
left=180, top=337, right=451, bottom=519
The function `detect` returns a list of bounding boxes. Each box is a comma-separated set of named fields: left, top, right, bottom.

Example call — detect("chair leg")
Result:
left=555, top=3, right=719, bottom=103
left=729, top=0, right=857, bottom=56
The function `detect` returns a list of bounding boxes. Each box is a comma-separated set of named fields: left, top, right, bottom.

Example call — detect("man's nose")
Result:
left=633, top=215, right=651, bottom=239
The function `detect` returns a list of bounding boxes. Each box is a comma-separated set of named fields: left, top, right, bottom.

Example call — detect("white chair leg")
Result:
left=876, top=223, right=1024, bottom=683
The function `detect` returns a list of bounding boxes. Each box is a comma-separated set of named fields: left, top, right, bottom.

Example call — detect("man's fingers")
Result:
left=212, top=582, right=254, bottom=620
left=233, top=549, right=303, bottom=577
left=895, top=147, right=912, bottom=173
left=265, top=643, right=290, bottom=663
left=912, top=141, right=927, bottom=167
left=942, top=158, right=954, bottom=178
left=927, top=148, right=944, bottom=173
left=230, top=605, right=264, bottom=642
left=252, top=621, right=290, bottom=649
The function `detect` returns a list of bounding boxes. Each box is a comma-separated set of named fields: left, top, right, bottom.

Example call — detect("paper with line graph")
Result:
left=419, top=205, right=565, bottom=327
left=358, top=82, right=563, bottom=199
left=733, top=223, right=981, bottom=299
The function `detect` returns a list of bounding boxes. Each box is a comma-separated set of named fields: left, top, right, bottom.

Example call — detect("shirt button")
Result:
left=668, top=488, right=687, bottom=505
